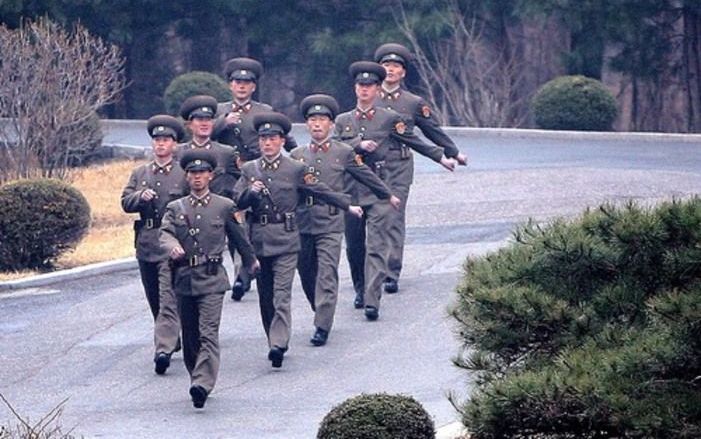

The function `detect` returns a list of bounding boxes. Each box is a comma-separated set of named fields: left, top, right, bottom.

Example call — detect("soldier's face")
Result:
left=152, top=135, right=176, bottom=159
left=306, top=115, right=333, bottom=141
left=355, top=83, right=379, bottom=104
left=186, top=170, right=212, bottom=192
left=259, top=134, right=284, bottom=159
left=187, top=117, right=213, bottom=139
left=230, top=80, right=256, bottom=101
left=381, top=61, right=405, bottom=86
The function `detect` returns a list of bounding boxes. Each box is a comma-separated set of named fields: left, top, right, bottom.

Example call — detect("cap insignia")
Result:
left=362, top=72, right=369, bottom=78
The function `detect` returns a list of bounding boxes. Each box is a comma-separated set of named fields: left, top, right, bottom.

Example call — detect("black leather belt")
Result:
left=251, top=211, right=297, bottom=225
left=171, top=254, right=223, bottom=268
left=135, top=218, right=162, bottom=230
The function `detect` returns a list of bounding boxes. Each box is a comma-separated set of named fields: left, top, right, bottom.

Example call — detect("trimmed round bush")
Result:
left=317, top=393, right=435, bottom=439
left=0, top=179, right=91, bottom=271
left=532, top=75, right=617, bottom=131
left=163, top=71, right=230, bottom=115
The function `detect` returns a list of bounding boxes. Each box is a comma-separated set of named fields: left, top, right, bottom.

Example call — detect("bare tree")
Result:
left=0, top=18, right=125, bottom=182
left=393, top=0, right=534, bottom=128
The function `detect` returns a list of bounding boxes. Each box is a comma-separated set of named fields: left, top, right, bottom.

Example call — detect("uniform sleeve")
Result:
left=225, top=205, right=256, bottom=268
left=413, top=99, right=460, bottom=158
left=390, top=114, right=443, bottom=163
left=342, top=148, right=391, bottom=199
left=283, top=133, right=298, bottom=153
left=120, top=169, right=145, bottom=213
left=232, top=168, right=259, bottom=209
left=298, top=167, right=351, bottom=210
left=159, top=202, right=181, bottom=257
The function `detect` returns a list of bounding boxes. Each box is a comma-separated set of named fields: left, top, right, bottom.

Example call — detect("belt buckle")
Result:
left=260, top=214, right=268, bottom=225
left=145, top=218, right=154, bottom=229
left=306, top=195, right=314, bottom=207
left=189, top=255, right=199, bottom=267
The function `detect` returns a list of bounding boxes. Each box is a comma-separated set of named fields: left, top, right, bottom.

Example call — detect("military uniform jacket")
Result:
left=159, top=193, right=255, bottom=296
left=176, top=140, right=239, bottom=199
left=376, top=88, right=459, bottom=158
left=121, top=161, right=187, bottom=262
left=290, top=140, right=391, bottom=234
left=233, top=155, right=351, bottom=257
left=334, top=106, right=443, bottom=203
left=213, top=100, right=298, bottom=160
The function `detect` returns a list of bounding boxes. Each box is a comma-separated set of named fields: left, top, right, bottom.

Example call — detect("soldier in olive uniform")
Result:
left=121, top=115, right=187, bottom=375
left=374, top=43, right=468, bottom=294
left=212, top=57, right=297, bottom=300
left=160, top=149, right=258, bottom=409
left=233, top=112, right=362, bottom=367
left=335, top=61, right=457, bottom=320
left=290, top=94, right=399, bottom=346
left=213, top=57, right=298, bottom=161
left=178, top=95, right=240, bottom=199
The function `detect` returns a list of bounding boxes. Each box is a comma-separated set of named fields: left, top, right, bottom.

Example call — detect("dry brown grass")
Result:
left=0, top=159, right=144, bottom=281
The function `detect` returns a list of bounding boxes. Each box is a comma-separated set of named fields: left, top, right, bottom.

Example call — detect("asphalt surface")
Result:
left=1, top=130, right=700, bottom=438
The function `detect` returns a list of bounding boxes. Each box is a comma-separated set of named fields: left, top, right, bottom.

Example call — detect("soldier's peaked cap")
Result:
left=348, top=61, right=386, bottom=85
left=252, top=111, right=292, bottom=136
left=374, top=43, right=413, bottom=67
left=300, top=94, right=339, bottom=120
left=224, top=57, right=264, bottom=82
left=146, top=114, right=185, bottom=142
left=179, top=95, right=218, bottom=120
left=179, top=148, right=217, bottom=172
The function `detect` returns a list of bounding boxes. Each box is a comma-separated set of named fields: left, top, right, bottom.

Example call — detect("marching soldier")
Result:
left=290, top=94, right=399, bottom=346
left=335, top=61, right=457, bottom=320
left=178, top=95, right=240, bottom=199
left=121, top=114, right=187, bottom=375
left=212, top=57, right=298, bottom=300
left=160, top=149, right=258, bottom=409
left=374, top=43, right=468, bottom=294
left=233, top=112, right=362, bottom=367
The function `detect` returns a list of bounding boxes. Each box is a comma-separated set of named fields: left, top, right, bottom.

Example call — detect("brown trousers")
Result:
left=298, top=232, right=343, bottom=331
left=177, top=292, right=225, bottom=393
left=344, top=201, right=392, bottom=310
left=137, top=260, right=180, bottom=355
left=256, top=252, right=298, bottom=350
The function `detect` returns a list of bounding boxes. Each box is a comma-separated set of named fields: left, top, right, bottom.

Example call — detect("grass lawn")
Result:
left=0, top=159, right=143, bottom=281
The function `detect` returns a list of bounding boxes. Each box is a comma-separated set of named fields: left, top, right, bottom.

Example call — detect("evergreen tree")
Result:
left=452, top=198, right=701, bottom=437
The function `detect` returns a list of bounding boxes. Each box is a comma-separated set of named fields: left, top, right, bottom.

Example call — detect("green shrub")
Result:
left=452, top=198, right=701, bottom=438
left=0, top=179, right=91, bottom=271
left=317, top=393, right=435, bottom=439
left=532, top=75, right=617, bottom=131
left=163, top=71, right=230, bottom=115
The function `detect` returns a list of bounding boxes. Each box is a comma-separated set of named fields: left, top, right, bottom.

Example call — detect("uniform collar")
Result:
left=231, top=101, right=252, bottom=113
left=310, top=138, right=331, bottom=153
left=189, top=139, right=212, bottom=149
left=260, top=154, right=282, bottom=171
left=188, top=191, right=211, bottom=207
left=151, top=159, right=174, bottom=175
left=355, top=106, right=376, bottom=120
left=380, top=86, right=402, bottom=100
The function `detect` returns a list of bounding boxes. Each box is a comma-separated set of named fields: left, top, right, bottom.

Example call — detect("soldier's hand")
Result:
left=170, top=245, right=185, bottom=260
left=360, top=140, right=378, bottom=152
left=389, top=195, right=401, bottom=210
left=439, top=155, right=457, bottom=172
left=348, top=205, right=363, bottom=218
left=248, top=258, right=261, bottom=275
left=250, top=180, right=266, bottom=193
left=225, top=112, right=241, bottom=125
left=140, top=188, right=157, bottom=201
left=455, top=153, right=468, bottom=166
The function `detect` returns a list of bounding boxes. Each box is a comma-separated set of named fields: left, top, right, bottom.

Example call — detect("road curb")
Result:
left=0, top=257, right=137, bottom=292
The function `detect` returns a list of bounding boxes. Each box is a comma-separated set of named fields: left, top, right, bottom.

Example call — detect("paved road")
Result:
left=1, top=132, right=700, bottom=438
